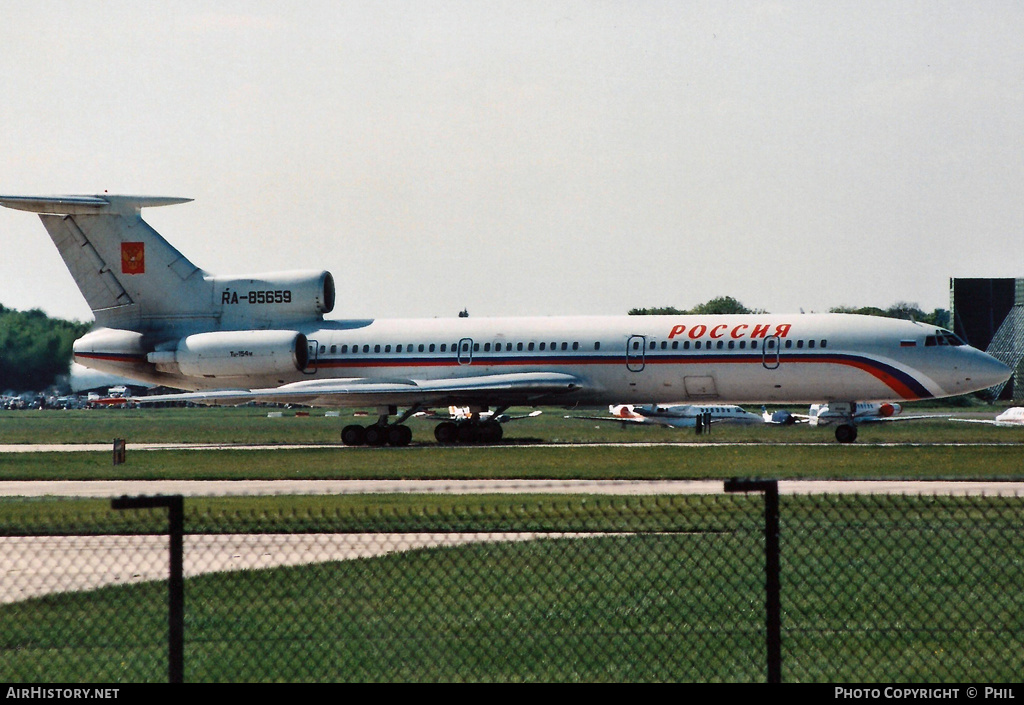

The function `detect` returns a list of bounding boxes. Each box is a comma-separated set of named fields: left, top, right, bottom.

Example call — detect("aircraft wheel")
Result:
left=341, top=424, right=365, bottom=446
left=479, top=420, right=503, bottom=443
left=387, top=424, right=413, bottom=447
left=457, top=422, right=480, bottom=444
left=435, top=421, right=458, bottom=445
left=363, top=424, right=388, bottom=447
left=835, top=424, right=858, bottom=444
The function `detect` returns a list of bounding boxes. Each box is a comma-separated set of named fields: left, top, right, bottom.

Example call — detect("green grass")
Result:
left=2, top=404, right=1024, bottom=482
left=2, top=403, right=1023, bottom=446
left=2, top=443, right=1024, bottom=482
left=2, top=495, right=1020, bottom=682
left=1, top=406, right=1022, bottom=682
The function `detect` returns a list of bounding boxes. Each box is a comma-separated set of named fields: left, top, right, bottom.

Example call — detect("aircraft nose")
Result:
left=966, top=351, right=1012, bottom=392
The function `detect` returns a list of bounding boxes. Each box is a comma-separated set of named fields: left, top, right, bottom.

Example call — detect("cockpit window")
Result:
left=925, top=331, right=966, bottom=347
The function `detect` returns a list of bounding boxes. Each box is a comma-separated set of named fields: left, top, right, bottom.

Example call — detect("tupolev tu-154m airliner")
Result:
left=0, top=194, right=1011, bottom=445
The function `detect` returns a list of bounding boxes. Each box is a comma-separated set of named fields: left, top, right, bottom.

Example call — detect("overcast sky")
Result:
left=2, top=1, right=1022, bottom=324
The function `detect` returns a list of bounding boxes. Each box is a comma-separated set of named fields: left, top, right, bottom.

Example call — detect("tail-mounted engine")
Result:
left=210, top=270, right=335, bottom=326
left=148, top=330, right=309, bottom=379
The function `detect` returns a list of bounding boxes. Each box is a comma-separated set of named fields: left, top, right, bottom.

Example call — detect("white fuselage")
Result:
left=76, top=312, right=1010, bottom=408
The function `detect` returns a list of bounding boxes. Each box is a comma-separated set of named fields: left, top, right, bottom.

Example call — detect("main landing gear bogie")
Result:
left=341, top=423, right=413, bottom=447
left=434, top=419, right=503, bottom=445
left=340, top=419, right=504, bottom=446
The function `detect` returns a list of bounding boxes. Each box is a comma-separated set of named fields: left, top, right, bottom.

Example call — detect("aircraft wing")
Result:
left=948, top=418, right=1016, bottom=427
left=133, top=371, right=584, bottom=408
left=502, top=410, right=544, bottom=421
left=859, top=414, right=950, bottom=423
left=414, top=409, right=543, bottom=422
left=565, top=414, right=648, bottom=424
left=563, top=414, right=695, bottom=428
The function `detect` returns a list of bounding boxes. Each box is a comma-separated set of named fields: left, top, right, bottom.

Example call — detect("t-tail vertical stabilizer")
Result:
left=0, top=195, right=209, bottom=333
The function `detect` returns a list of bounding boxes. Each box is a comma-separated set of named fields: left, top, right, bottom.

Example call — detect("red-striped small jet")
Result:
left=0, top=194, right=1010, bottom=444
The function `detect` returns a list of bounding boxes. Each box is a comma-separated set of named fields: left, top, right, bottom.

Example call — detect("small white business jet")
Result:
left=569, top=403, right=763, bottom=428
left=0, top=194, right=1010, bottom=444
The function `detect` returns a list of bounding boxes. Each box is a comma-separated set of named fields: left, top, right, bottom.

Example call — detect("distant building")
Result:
left=949, top=278, right=1024, bottom=400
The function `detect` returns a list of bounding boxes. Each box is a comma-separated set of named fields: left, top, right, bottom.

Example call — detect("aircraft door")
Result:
left=762, top=335, right=780, bottom=370
left=626, top=335, right=646, bottom=372
left=457, top=338, right=474, bottom=365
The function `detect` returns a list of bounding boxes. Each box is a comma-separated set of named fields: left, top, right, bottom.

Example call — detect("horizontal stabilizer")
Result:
left=0, top=195, right=192, bottom=215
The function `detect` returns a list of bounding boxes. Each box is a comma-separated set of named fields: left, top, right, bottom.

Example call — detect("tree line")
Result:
left=0, top=305, right=91, bottom=393
left=630, top=296, right=950, bottom=327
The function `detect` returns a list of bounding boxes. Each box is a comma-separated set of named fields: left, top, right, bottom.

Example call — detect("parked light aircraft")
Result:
left=764, top=402, right=944, bottom=427
left=569, top=403, right=763, bottom=428
left=0, top=194, right=1011, bottom=444
left=950, top=407, right=1024, bottom=427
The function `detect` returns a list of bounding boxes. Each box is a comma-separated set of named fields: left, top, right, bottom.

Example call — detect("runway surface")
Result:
left=2, top=478, right=1024, bottom=497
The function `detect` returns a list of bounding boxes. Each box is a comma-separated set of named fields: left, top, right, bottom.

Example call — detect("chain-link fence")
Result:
left=0, top=486, right=1020, bottom=682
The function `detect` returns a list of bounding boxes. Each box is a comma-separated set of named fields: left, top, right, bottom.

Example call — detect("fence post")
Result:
left=724, top=479, right=781, bottom=683
left=111, top=495, right=184, bottom=683
left=112, top=438, right=126, bottom=466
